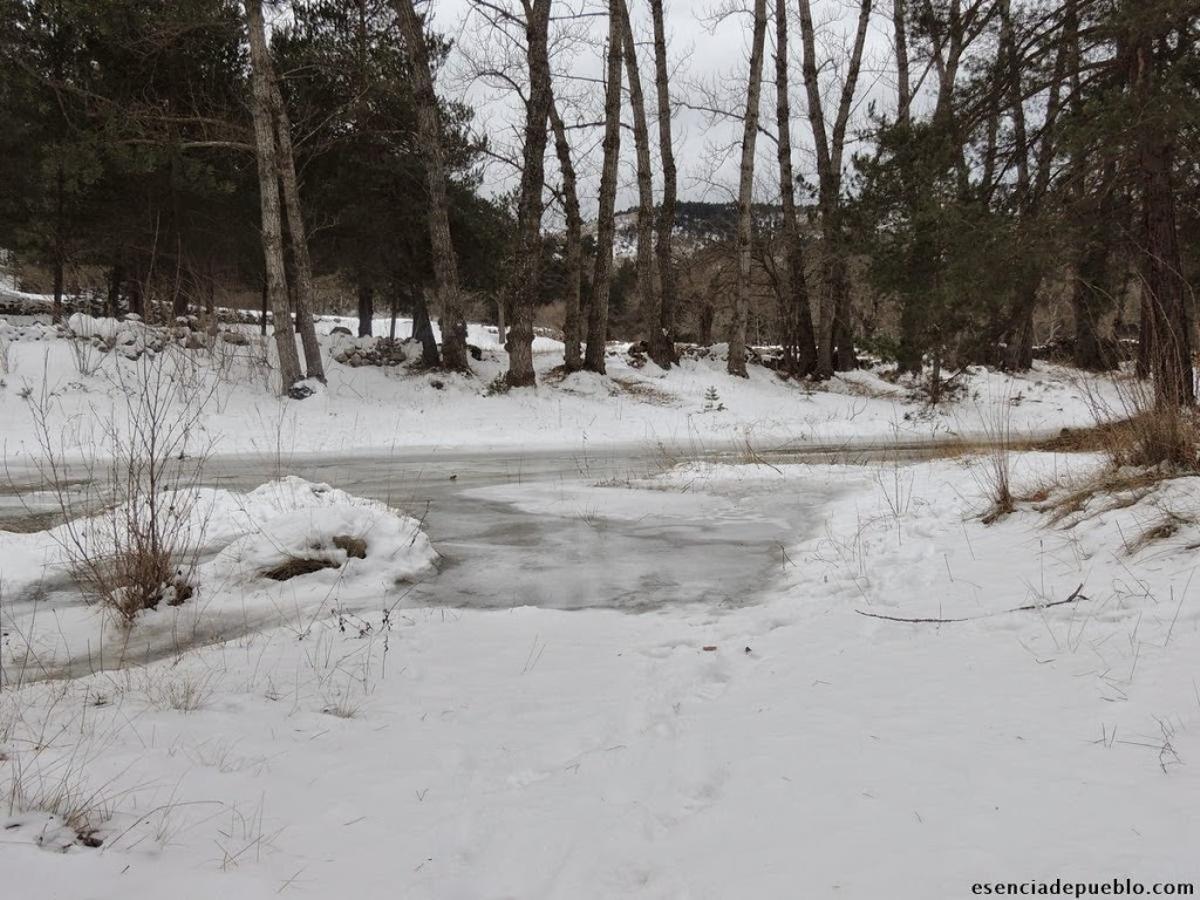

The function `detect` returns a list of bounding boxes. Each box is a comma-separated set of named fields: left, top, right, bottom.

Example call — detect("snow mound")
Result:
left=209, top=495, right=435, bottom=590
left=0, top=318, right=59, bottom=341
left=0, top=477, right=438, bottom=674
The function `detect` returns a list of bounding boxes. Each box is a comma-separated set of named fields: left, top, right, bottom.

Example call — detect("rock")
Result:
left=288, top=382, right=315, bottom=400
left=330, top=326, right=353, bottom=336
left=220, top=331, right=250, bottom=346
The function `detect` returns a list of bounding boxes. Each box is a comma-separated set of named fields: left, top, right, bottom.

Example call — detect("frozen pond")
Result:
left=1, top=440, right=965, bottom=617
left=186, top=446, right=841, bottom=612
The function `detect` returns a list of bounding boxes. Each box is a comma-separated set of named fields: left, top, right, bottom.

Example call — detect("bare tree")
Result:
left=997, top=0, right=1068, bottom=371
left=269, top=70, right=325, bottom=382
left=585, top=1, right=624, bottom=375
left=391, top=0, right=471, bottom=372
left=505, top=0, right=553, bottom=388
left=616, top=0, right=659, bottom=368
left=245, top=0, right=303, bottom=391
left=728, top=0, right=768, bottom=378
left=549, top=94, right=584, bottom=371
left=774, top=0, right=816, bottom=376
left=797, top=0, right=873, bottom=377
left=648, top=0, right=678, bottom=368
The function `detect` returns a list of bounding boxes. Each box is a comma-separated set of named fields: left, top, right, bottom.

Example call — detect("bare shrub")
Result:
left=24, top=351, right=217, bottom=626
left=67, top=337, right=104, bottom=378
left=1079, top=356, right=1199, bottom=472
left=974, top=389, right=1015, bottom=523
left=5, top=751, right=110, bottom=846
left=142, top=668, right=216, bottom=712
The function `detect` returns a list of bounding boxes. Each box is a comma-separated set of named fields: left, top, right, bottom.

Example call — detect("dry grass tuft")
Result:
left=263, top=534, right=368, bottom=581
left=263, top=556, right=338, bottom=581
left=331, top=535, right=367, bottom=559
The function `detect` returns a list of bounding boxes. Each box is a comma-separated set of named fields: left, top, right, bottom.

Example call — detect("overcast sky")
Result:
left=427, top=0, right=901, bottom=216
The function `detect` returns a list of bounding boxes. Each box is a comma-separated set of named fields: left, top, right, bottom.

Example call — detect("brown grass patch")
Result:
left=1043, top=468, right=1186, bottom=527
left=1026, top=412, right=1200, bottom=467
left=263, top=557, right=339, bottom=581
left=263, top=535, right=368, bottom=581
left=610, top=377, right=678, bottom=406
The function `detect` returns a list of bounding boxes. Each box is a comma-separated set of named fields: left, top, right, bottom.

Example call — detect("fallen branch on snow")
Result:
left=855, top=584, right=1087, bottom=625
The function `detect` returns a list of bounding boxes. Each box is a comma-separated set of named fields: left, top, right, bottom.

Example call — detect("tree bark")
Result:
left=52, top=159, right=65, bottom=325
left=106, top=263, right=123, bottom=319
left=648, top=0, right=677, bottom=368
left=774, top=0, right=816, bottom=377
left=728, top=0, right=768, bottom=378
left=246, top=0, right=303, bottom=392
left=357, top=281, right=373, bottom=337
left=1136, top=102, right=1193, bottom=406
left=505, top=0, right=552, bottom=388
left=549, top=96, right=583, bottom=372
left=585, top=1, right=624, bottom=375
left=1072, top=244, right=1113, bottom=372
left=798, top=0, right=873, bottom=377
left=892, top=0, right=910, bottom=126
left=391, top=0, right=469, bottom=372
left=616, top=0, right=659, bottom=368
left=411, top=283, right=441, bottom=367
left=269, top=71, right=325, bottom=382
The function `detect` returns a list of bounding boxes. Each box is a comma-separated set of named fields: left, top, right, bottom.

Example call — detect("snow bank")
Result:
left=0, top=318, right=59, bottom=341
left=208, top=489, right=434, bottom=592
left=0, top=309, right=1134, bottom=465
left=0, top=477, right=437, bottom=674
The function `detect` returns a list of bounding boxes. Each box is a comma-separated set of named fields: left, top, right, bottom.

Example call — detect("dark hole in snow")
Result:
left=263, top=557, right=339, bottom=581
left=263, top=535, right=367, bottom=580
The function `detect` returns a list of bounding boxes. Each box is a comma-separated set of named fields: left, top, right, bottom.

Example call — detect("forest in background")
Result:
left=0, top=0, right=1196, bottom=404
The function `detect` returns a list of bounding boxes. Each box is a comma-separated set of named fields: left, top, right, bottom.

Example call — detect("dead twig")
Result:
left=855, top=584, right=1087, bottom=625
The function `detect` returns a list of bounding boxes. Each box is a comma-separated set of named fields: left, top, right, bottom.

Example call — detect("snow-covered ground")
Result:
left=0, top=312, right=1125, bottom=463
left=2, top=448, right=1197, bottom=897
left=2, top=309, right=1195, bottom=897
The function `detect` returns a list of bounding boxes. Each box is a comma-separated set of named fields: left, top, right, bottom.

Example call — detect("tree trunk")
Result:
left=391, top=0, right=469, bottom=371
left=259, top=278, right=267, bottom=335
left=504, top=0, right=552, bottom=388
left=245, top=0, right=303, bottom=392
left=728, top=0, right=768, bottom=378
left=52, top=255, right=64, bottom=325
left=699, top=300, right=714, bottom=346
left=1128, top=24, right=1193, bottom=407
left=1138, top=133, right=1193, bottom=407
left=774, top=0, right=816, bottom=377
left=411, top=284, right=441, bottom=367
left=1072, top=250, right=1112, bottom=372
left=549, top=96, right=583, bottom=372
left=648, top=0, right=677, bottom=368
left=798, top=0, right=872, bottom=377
left=893, top=0, right=910, bottom=126
left=269, top=71, right=325, bottom=382
left=357, top=281, right=374, bottom=337
left=585, top=1, right=624, bottom=375
left=617, top=0, right=658, bottom=368
left=106, top=263, right=124, bottom=319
